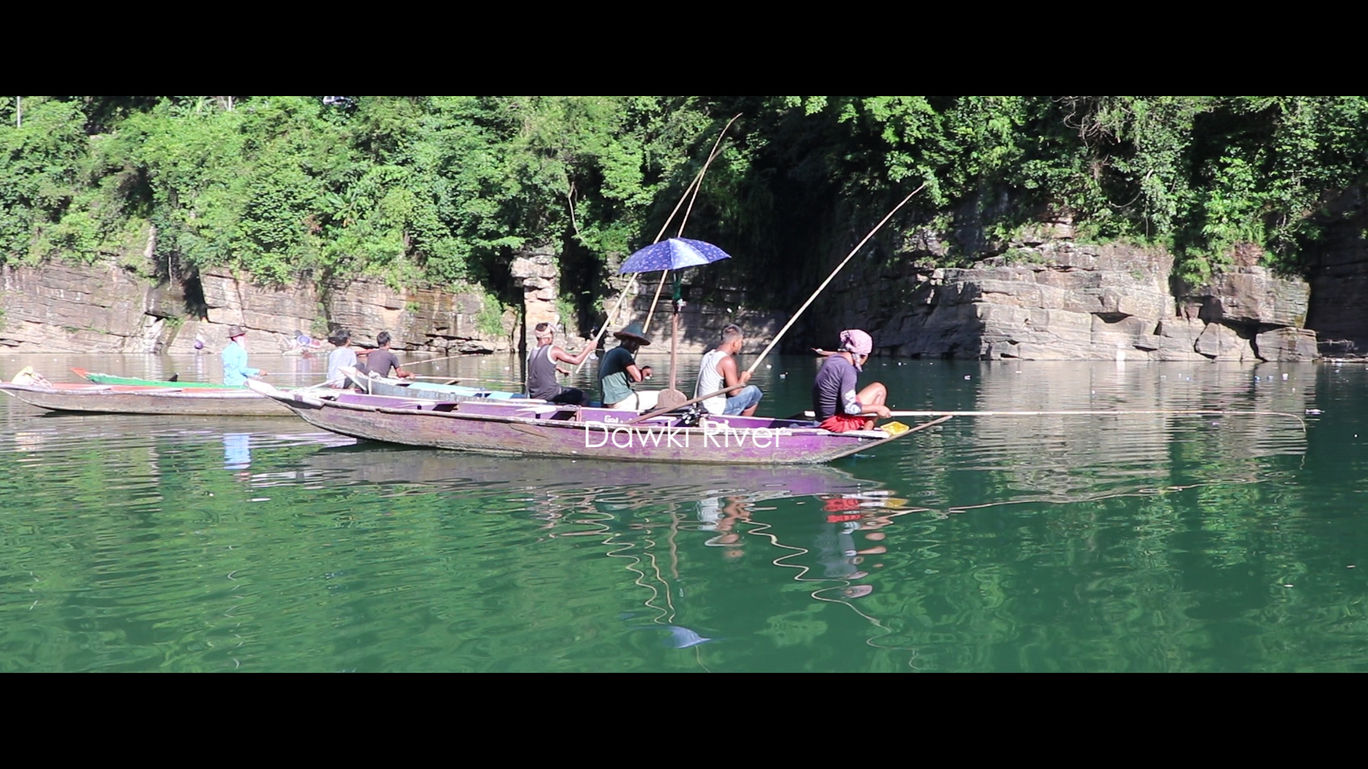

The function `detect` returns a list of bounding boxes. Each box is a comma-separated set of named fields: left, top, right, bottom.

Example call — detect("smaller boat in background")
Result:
left=74, top=368, right=238, bottom=389
left=345, top=366, right=526, bottom=403
left=1, top=366, right=302, bottom=416
left=1, top=379, right=296, bottom=416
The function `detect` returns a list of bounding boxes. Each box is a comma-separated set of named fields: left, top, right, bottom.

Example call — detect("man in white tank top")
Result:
left=694, top=324, right=763, bottom=416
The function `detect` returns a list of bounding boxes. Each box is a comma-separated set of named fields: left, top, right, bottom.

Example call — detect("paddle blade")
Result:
left=656, top=388, right=688, bottom=411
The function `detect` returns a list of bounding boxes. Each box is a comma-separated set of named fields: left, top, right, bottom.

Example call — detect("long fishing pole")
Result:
left=573, top=114, right=741, bottom=376
left=643, top=113, right=739, bottom=335
left=628, top=183, right=927, bottom=425
left=403, top=353, right=469, bottom=370
left=746, top=182, right=926, bottom=374
left=878, top=408, right=1309, bottom=432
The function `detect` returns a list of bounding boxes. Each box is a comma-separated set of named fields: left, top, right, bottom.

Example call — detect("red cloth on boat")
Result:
left=820, top=413, right=869, bottom=433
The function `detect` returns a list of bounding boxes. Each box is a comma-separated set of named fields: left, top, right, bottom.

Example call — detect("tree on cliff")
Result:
left=3, top=95, right=1368, bottom=318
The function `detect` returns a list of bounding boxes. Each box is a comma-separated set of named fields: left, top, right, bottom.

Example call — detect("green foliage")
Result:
left=555, top=296, right=576, bottom=327
left=476, top=292, right=508, bottom=338
left=9, top=94, right=1368, bottom=304
left=0, top=98, right=90, bottom=264
left=1002, top=247, right=1047, bottom=266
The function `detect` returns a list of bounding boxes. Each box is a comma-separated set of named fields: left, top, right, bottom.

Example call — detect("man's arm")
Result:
left=840, top=367, right=862, bottom=415
left=718, top=356, right=751, bottom=392
left=551, top=343, right=595, bottom=367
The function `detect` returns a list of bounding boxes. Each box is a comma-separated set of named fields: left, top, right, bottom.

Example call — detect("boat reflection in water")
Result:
left=281, top=442, right=915, bottom=654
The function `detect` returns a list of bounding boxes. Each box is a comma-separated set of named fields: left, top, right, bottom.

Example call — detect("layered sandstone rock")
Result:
left=0, top=238, right=1333, bottom=362
left=820, top=242, right=1319, bottom=362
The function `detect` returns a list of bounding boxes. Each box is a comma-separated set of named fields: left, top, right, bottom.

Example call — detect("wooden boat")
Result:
left=0, top=380, right=296, bottom=416
left=75, top=368, right=240, bottom=389
left=246, top=380, right=950, bottom=465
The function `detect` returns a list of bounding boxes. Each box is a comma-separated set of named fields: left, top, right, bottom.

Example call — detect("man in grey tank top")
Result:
left=526, top=322, right=594, bottom=404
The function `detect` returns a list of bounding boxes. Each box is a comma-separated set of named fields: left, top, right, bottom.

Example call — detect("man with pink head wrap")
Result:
left=810, top=328, right=891, bottom=432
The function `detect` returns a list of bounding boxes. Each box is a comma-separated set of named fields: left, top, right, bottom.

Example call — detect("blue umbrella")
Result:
left=618, top=237, right=732, bottom=274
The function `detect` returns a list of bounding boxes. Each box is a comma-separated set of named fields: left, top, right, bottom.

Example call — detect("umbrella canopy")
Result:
left=618, top=237, right=732, bottom=274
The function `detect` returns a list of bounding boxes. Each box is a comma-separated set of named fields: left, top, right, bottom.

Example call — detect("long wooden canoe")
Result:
left=247, top=380, right=950, bottom=465
left=74, top=368, right=239, bottom=389
left=0, top=381, right=295, bottom=416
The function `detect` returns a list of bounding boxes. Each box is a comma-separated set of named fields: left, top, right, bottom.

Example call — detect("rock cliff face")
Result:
left=0, top=263, right=517, bottom=356
left=818, top=241, right=1320, bottom=361
left=0, top=236, right=1345, bottom=363
left=1304, top=187, right=1368, bottom=357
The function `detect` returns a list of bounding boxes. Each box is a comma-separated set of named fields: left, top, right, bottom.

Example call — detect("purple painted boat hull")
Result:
left=248, top=382, right=941, bottom=465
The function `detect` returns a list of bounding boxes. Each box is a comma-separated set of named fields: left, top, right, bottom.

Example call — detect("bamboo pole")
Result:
left=626, top=384, right=738, bottom=424
left=746, top=183, right=926, bottom=374
left=879, top=408, right=1308, bottom=432
left=403, top=353, right=469, bottom=370
left=628, top=184, right=928, bottom=425
left=643, top=113, right=740, bottom=335
left=573, top=113, right=741, bottom=375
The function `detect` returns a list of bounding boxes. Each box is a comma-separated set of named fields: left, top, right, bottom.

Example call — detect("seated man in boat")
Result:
left=325, top=329, right=360, bottom=389
left=357, top=330, right=413, bottom=380
left=811, top=328, right=890, bottom=432
left=222, top=325, right=267, bottom=386
left=526, top=322, right=593, bottom=404
left=10, top=366, right=51, bottom=387
left=695, top=323, right=763, bottom=416
left=598, top=322, right=654, bottom=410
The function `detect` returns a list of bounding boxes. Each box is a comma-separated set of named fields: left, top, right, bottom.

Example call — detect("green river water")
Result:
left=1, top=351, right=1362, bottom=672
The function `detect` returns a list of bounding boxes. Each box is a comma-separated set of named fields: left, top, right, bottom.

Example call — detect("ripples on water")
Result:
left=2, top=354, right=1364, bottom=672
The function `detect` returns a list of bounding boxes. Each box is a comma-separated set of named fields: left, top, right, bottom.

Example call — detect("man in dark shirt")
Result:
left=358, top=331, right=413, bottom=379
left=811, top=328, right=891, bottom=432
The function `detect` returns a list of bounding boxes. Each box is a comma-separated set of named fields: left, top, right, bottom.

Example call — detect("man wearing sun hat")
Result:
left=598, top=321, right=654, bottom=409
left=811, top=328, right=890, bottom=432
left=221, top=324, right=267, bottom=386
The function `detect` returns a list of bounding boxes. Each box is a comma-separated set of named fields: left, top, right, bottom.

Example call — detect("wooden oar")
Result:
left=626, top=384, right=750, bottom=425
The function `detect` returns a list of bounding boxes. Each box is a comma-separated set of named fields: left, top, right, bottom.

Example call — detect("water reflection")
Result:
left=1, top=354, right=1352, bottom=672
left=224, top=433, right=251, bottom=471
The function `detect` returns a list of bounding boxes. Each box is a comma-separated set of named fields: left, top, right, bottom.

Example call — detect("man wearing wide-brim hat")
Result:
left=221, top=324, right=268, bottom=386
left=598, top=322, right=654, bottom=409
